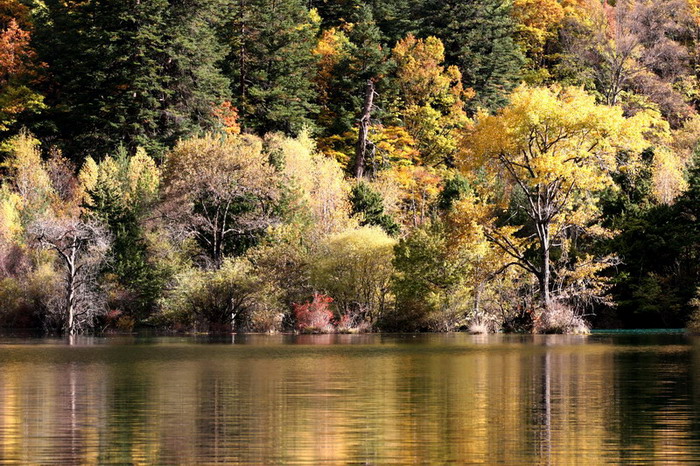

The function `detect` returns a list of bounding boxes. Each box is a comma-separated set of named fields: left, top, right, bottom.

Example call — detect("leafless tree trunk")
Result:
left=355, top=79, right=375, bottom=179
left=29, top=218, right=111, bottom=334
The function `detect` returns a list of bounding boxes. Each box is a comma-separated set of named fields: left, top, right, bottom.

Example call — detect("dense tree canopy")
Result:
left=3, top=0, right=700, bottom=334
left=34, top=0, right=229, bottom=158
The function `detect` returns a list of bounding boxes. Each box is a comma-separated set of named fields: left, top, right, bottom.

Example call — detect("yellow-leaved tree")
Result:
left=391, top=34, right=471, bottom=167
left=460, top=85, right=658, bottom=312
left=264, top=131, right=354, bottom=238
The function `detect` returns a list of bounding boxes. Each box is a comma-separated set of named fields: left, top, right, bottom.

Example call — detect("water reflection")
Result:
left=0, top=334, right=699, bottom=464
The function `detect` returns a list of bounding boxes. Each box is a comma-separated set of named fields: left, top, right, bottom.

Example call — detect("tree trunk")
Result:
left=355, top=79, right=375, bottom=179
left=238, top=0, right=247, bottom=103
left=67, top=255, right=76, bottom=335
left=539, top=224, right=551, bottom=309
left=474, top=282, right=483, bottom=317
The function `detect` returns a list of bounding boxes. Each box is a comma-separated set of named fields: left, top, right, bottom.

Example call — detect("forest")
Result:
left=2, top=0, right=700, bottom=334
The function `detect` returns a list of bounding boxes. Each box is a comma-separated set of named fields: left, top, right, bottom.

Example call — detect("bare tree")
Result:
left=355, top=79, right=376, bottom=179
left=562, top=0, right=694, bottom=125
left=29, top=217, right=111, bottom=334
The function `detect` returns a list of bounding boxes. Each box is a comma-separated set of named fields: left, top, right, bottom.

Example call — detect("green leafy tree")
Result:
left=600, top=148, right=700, bottom=328
left=311, top=225, right=396, bottom=324
left=350, top=182, right=399, bottom=236
left=162, top=134, right=284, bottom=267
left=462, top=85, right=655, bottom=311
left=390, top=220, right=473, bottom=331
left=160, top=257, right=283, bottom=332
left=81, top=149, right=167, bottom=320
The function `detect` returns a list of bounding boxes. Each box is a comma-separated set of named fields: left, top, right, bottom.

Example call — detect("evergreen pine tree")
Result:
left=311, top=0, right=419, bottom=44
left=225, top=0, right=319, bottom=134
left=322, top=6, right=391, bottom=136
left=350, top=182, right=399, bottom=235
left=35, top=0, right=229, bottom=159
left=367, top=0, right=421, bottom=44
left=419, top=0, right=524, bottom=110
left=310, top=0, right=362, bottom=28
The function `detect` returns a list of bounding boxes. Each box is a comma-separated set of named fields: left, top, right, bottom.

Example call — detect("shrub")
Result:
left=336, top=306, right=371, bottom=333
left=294, top=293, right=335, bottom=333
left=311, top=226, right=396, bottom=325
left=0, top=277, right=29, bottom=327
left=534, top=301, right=590, bottom=334
left=104, top=310, right=136, bottom=332
left=159, top=258, right=285, bottom=333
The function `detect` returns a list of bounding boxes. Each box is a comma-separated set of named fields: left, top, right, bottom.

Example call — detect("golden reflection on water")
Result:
left=0, top=334, right=699, bottom=464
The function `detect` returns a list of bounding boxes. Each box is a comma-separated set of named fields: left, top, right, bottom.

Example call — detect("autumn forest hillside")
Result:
left=2, top=0, right=700, bottom=334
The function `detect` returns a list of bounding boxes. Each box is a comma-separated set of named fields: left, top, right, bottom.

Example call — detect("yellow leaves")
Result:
left=687, top=0, right=700, bottom=26
left=81, top=147, right=160, bottom=213
left=376, top=165, right=442, bottom=227
left=316, top=131, right=355, bottom=168
left=393, top=36, right=463, bottom=103
left=0, top=186, right=21, bottom=241
left=560, top=253, right=608, bottom=281
left=0, top=84, right=44, bottom=131
left=391, top=34, right=471, bottom=166
left=1, top=131, right=54, bottom=216
left=651, top=147, right=687, bottom=204
left=164, top=133, right=274, bottom=203
left=449, top=193, right=491, bottom=247
left=266, top=131, right=354, bottom=237
left=94, top=156, right=121, bottom=198
left=323, top=225, right=397, bottom=255
left=463, top=85, right=655, bottom=198
left=393, top=34, right=453, bottom=106
left=307, top=7, right=321, bottom=26
left=458, top=84, right=657, bottom=296
left=671, top=114, right=700, bottom=165
left=314, top=28, right=350, bottom=119
left=313, top=27, right=349, bottom=61
left=127, top=147, right=160, bottom=202
left=403, top=104, right=469, bottom=166
left=312, top=225, right=396, bottom=313
left=448, top=194, right=522, bottom=292
left=371, top=124, right=419, bottom=165
left=392, top=34, right=472, bottom=112
left=513, top=0, right=565, bottom=55
left=77, top=157, right=98, bottom=198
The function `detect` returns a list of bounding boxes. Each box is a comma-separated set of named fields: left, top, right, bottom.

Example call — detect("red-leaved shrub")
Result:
left=293, top=293, right=335, bottom=333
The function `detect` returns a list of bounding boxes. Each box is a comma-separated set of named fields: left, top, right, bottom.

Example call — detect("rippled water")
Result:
left=0, top=332, right=699, bottom=464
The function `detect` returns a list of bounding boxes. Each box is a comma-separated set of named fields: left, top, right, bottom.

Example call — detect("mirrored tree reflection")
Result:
left=1, top=335, right=700, bottom=464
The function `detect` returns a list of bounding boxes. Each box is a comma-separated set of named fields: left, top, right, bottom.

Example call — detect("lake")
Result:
left=0, top=332, right=699, bottom=464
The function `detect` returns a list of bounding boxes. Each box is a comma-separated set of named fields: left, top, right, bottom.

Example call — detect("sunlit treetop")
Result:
left=462, top=85, right=665, bottom=197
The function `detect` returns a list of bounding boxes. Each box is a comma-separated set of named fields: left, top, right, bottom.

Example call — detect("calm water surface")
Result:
left=0, top=332, right=699, bottom=464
